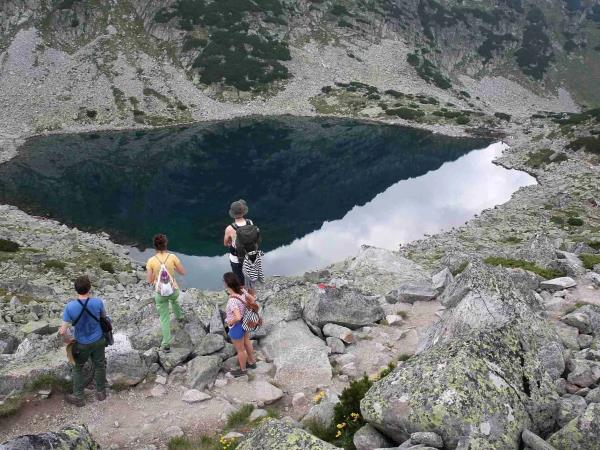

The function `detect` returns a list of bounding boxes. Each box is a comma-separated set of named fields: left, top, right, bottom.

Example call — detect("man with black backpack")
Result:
left=224, top=199, right=261, bottom=290
left=59, top=275, right=108, bottom=407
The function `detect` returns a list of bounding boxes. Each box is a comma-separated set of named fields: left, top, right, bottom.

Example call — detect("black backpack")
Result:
left=233, top=220, right=261, bottom=262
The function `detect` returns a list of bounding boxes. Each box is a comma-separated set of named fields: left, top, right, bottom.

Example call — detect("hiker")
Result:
left=146, top=233, right=186, bottom=352
left=59, top=275, right=107, bottom=407
left=223, top=199, right=261, bottom=293
left=224, top=271, right=257, bottom=377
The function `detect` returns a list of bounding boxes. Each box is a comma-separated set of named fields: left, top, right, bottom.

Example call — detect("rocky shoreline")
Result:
left=0, top=113, right=599, bottom=450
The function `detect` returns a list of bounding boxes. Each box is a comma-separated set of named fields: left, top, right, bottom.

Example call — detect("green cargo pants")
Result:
left=72, top=337, right=106, bottom=398
left=154, top=289, right=183, bottom=347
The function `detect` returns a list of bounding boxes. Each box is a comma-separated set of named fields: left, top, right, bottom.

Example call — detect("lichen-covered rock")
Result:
left=548, top=403, right=600, bottom=450
left=521, top=429, right=556, bottom=450
left=0, top=331, right=19, bottom=354
left=387, top=282, right=437, bottom=304
left=106, top=335, right=147, bottom=387
left=0, top=424, right=100, bottom=449
left=563, top=305, right=600, bottom=337
left=354, top=423, right=393, bottom=450
left=303, top=285, right=384, bottom=330
left=195, top=333, right=225, bottom=356
left=362, top=264, right=561, bottom=448
left=556, top=394, right=587, bottom=427
left=301, top=390, right=339, bottom=428
left=185, top=355, right=221, bottom=390
left=236, top=418, right=337, bottom=450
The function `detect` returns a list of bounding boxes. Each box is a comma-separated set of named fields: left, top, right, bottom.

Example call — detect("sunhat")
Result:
left=229, top=199, right=249, bottom=219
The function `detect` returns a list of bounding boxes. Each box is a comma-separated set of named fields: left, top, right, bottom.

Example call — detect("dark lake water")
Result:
left=0, top=117, right=535, bottom=289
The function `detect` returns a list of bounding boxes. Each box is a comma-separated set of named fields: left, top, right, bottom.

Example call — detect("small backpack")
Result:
left=233, top=220, right=261, bottom=262
left=234, top=293, right=262, bottom=332
left=155, top=254, right=174, bottom=297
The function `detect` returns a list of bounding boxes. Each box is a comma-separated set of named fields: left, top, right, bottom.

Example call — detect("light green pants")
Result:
left=154, top=289, right=183, bottom=347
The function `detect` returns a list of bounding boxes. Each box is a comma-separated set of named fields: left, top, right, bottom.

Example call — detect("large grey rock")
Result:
left=261, top=320, right=332, bottom=392
left=301, top=390, right=339, bottom=428
left=303, top=286, right=384, bottom=330
left=387, top=283, right=437, bottom=304
left=0, top=424, right=99, bottom=449
left=209, top=304, right=226, bottom=335
left=217, top=380, right=283, bottom=405
left=548, top=403, right=600, bottom=450
left=106, top=337, right=147, bottom=387
left=556, top=394, right=587, bottom=427
left=344, top=247, right=431, bottom=295
left=255, top=280, right=306, bottom=337
left=19, top=320, right=50, bottom=335
left=521, top=429, right=557, bottom=450
left=0, top=331, right=19, bottom=354
left=562, top=311, right=592, bottom=334
left=556, top=251, right=586, bottom=277
left=564, top=305, right=600, bottom=337
left=130, top=320, right=195, bottom=351
left=195, top=333, right=225, bottom=355
left=586, top=387, right=600, bottom=403
left=322, top=323, right=354, bottom=343
left=363, top=263, right=562, bottom=448
left=185, top=355, right=221, bottom=390
left=410, top=432, right=444, bottom=448
left=567, top=359, right=600, bottom=388
left=237, top=418, right=337, bottom=450
left=555, top=322, right=580, bottom=351
left=540, top=277, right=576, bottom=292
left=431, top=268, right=453, bottom=295
left=158, top=347, right=192, bottom=373
left=354, top=424, right=393, bottom=450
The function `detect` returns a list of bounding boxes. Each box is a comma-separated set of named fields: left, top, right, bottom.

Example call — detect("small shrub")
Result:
left=484, top=257, right=565, bottom=279
left=0, top=396, right=23, bottom=418
left=456, top=115, right=470, bottom=125
left=550, top=215, right=565, bottom=225
left=332, top=375, right=373, bottom=448
left=44, top=260, right=66, bottom=270
left=452, top=261, right=469, bottom=276
left=580, top=254, right=600, bottom=270
left=168, top=435, right=229, bottom=450
left=0, top=239, right=20, bottom=253
left=99, top=262, right=115, bottom=273
left=588, top=241, right=600, bottom=250
left=502, top=236, right=522, bottom=244
left=567, top=136, right=600, bottom=154
left=526, top=148, right=554, bottom=168
left=494, top=112, right=511, bottom=121
left=321, top=86, right=333, bottom=94
left=27, top=373, right=72, bottom=393
left=384, top=89, right=404, bottom=98
left=567, top=217, right=584, bottom=226
left=385, top=107, right=425, bottom=120
left=226, top=404, right=254, bottom=429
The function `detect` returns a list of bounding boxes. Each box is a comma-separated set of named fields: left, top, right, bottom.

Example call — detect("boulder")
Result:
left=261, top=320, right=332, bottom=392
left=578, top=334, right=594, bottom=349
left=0, top=331, right=19, bottom=354
left=363, top=264, right=562, bottom=448
left=236, top=418, right=337, bottom=450
left=130, top=320, right=195, bottom=351
left=566, top=359, right=600, bottom=388
left=209, top=304, right=226, bottom=335
left=586, top=387, right=600, bottom=403
left=562, top=311, right=592, bottom=334
left=565, top=305, right=600, bottom=337
left=540, top=277, right=576, bottom=292
left=19, top=320, right=50, bottom=335
left=387, top=283, right=437, bottom=304
left=255, top=281, right=306, bottom=337
left=326, top=337, right=345, bottom=354
left=182, top=389, right=211, bottom=403
left=185, top=355, right=221, bottom=390
left=303, top=286, right=384, bottom=330
left=323, top=324, right=354, bottom=344
left=432, top=268, right=453, bottom=295
left=217, top=380, right=283, bottom=405
left=548, top=403, right=600, bottom=450
left=344, top=247, right=431, bottom=295
left=410, top=432, right=444, bottom=448
left=521, top=429, right=557, bottom=450
left=195, top=333, right=225, bottom=356
left=0, top=424, right=99, bottom=449
left=158, top=347, right=192, bottom=373
left=556, top=394, right=587, bottom=427
left=106, top=335, right=147, bottom=387
left=354, top=424, right=393, bottom=450
left=301, top=390, right=339, bottom=428
left=555, top=322, right=580, bottom=351
left=556, top=251, right=586, bottom=278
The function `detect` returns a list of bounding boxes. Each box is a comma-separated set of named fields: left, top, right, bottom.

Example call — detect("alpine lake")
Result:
left=0, top=116, right=535, bottom=289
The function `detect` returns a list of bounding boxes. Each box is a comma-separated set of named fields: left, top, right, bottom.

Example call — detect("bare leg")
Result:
left=243, top=333, right=255, bottom=364
left=232, top=338, right=247, bottom=371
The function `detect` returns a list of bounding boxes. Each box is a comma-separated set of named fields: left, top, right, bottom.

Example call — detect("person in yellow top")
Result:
left=146, top=234, right=186, bottom=352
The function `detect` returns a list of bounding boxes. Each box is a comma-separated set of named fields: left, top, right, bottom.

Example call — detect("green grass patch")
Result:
left=567, top=217, right=584, bottom=226
left=551, top=216, right=565, bottom=225
left=580, top=254, right=600, bottom=270
left=567, top=136, right=600, bottom=155
left=451, top=261, right=469, bottom=276
left=526, top=148, right=553, bottom=168
left=502, top=236, right=522, bottom=244
left=385, top=107, right=425, bottom=120
left=455, top=115, right=470, bottom=125
left=44, top=260, right=66, bottom=271
left=494, top=112, right=511, bottom=121
left=0, top=396, right=23, bottom=418
left=168, top=435, right=236, bottom=450
left=26, top=373, right=73, bottom=393
left=588, top=241, right=600, bottom=250
left=0, top=239, right=20, bottom=253
left=226, top=404, right=254, bottom=430
left=99, top=262, right=115, bottom=273
left=484, top=257, right=565, bottom=279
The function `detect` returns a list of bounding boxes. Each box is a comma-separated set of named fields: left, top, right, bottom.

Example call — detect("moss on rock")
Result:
left=236, top=418, right=337, bottom=450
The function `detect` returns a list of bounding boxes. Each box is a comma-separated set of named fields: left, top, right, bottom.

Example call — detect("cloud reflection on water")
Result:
left=130, top=142, right=535, bottom=289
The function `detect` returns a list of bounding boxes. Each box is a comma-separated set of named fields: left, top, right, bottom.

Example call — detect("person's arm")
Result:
left=228, top=306, right=242, bottom=326
left=245, top=291, right=257, bottom=304
left=59, top=307, right=72, bottom=335
left=146, top=260, right=155, bottom=284
left=224, top=226, right=233, bottom=247
left=174, top=257, right=186, bottom=276
left=100, top=302, right=107, bottom=318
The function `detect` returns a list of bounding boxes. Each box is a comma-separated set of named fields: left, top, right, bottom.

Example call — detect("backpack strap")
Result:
left=72, top=299, right=99, bottom=326
left=231, top=219, right=252, bottom=231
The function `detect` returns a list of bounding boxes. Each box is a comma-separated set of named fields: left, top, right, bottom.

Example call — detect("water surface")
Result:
left=0, top=117, right=534, bottom=288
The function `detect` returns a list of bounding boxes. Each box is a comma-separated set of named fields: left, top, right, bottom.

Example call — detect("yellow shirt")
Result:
left=146, top=253, right=181, bottom=289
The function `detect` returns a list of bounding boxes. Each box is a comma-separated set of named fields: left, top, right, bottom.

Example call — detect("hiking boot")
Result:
left=230, top=369, right=247, bottom=378
left=176, top=316, right=187, bottom=324
left=64, top=394, right=85, bottom=407
left=247, top=362, right=257, bottom=370
left=96, top=390, right=107, bottom=401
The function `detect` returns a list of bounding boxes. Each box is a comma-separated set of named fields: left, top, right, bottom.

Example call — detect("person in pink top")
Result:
left=224, top=272, right=257, bottom=377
